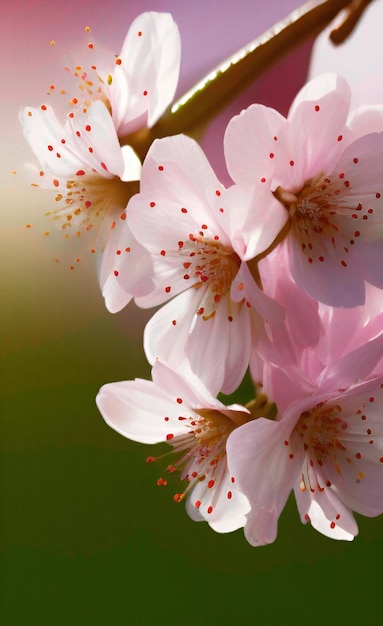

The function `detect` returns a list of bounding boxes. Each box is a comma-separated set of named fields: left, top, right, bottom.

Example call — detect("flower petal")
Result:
left=224, top=103, right=285, bottom=185
left=111, top=12, right=180, bottom=135
left=143, top=288, right=201, bottom=366
left=67, top=101, right=125, bottom=178
left=185, top=465, right=250, bottom=533
left=222, top=184, right=288, bottom=260
left=100, top=217, right=154, bottom=313
left=294, top=485, right=357, bottom=541
left=287, top=230, right=366, bottom=307
left=318, top=333, right=383, bottom=393
left=20, top=105, right=83, bottom=176
left=96, top=378, right=189, bottom=444
left=227, top=418, right=302, bottom=546
left=349, top=105, right=383, bottom=136
left=279, top=74, right=352, bottom=189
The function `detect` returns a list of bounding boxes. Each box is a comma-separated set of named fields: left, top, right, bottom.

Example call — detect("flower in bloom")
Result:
left=224, top=74, right=383, bottom=307
left=20, top=101, right=150, bottom=307
left=113, top=133, right=287, bottom=394
left=45, top=12, right=181, bottom=142
left=20, top=12, right=181, bottom=308
left=96, top=360, right=251, bottom=533
left=227, top=322, right=383, bottom=546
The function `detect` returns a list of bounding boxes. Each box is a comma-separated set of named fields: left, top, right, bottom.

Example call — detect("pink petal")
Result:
left=279, top=74, right=352, bottom=189
left=151, top=360, right=222, bottom=410
left=348, top=105, right=383, bottom=136
left=256, top=251, right=322, bottom=367
left=360, top=240, right=383, bottom=289
left=68, top=101, right=125, bottom=178
left=261, top=362, right=317, bottom=415
left=318, top=333, right=383, bottom=394
left=111, top=12, right=180, bottom=135
left=329, top=132, right=383, bottom=239
left=222, top=184, right=288, bottom=260
left=224, top=103, right=285, bottom=185
left=227, top=418, right=302, bottom=547
left=128, top=135, right=229, bottom=250
left=143, top=288, right=201, bottom=365
left=324, top=378, right=383, bottom=517
left=287, top=231, right=366, bottom=307
left=100, top=218, right=154, bottom=313
left=185, top=297, right=251, bottom=395
left=96, top=379, right=189, bottom=444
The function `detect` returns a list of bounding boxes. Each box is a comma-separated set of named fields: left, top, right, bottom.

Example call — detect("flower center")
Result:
left=295, top=402, right=347, bottom=470
left=149, top=406, right=252, bottom=510
left=45, top=174, right=136, bottom=246
left=179, top=237, right=241, bottom=320
left=274, top=172, right=367, bottom=266
left=293, top=400, right=365, bottom=493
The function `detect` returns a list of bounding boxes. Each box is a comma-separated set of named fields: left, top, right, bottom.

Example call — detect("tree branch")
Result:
left=125, top=0, right=373, bottom=160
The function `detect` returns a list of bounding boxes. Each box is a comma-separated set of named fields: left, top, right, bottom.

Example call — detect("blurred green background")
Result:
left=2, top=0, right=383, bottom=624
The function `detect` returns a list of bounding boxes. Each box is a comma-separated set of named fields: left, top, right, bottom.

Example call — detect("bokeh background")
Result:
left=2, top=1, right=383, bottom=624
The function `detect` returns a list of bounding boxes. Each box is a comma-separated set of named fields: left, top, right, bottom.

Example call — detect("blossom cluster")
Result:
left=21, top=12, right=383, bottom=546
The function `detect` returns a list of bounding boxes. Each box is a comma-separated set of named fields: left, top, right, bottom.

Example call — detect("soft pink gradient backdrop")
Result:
left=309, top=0, right=383, bottom=107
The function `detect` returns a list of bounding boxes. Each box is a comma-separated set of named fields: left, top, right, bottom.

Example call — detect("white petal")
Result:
left=295, top=486, right=357, bottom=541
left=222, top=184, right=288, bottom=260
left=110, top=12, right=180, bottom=134
left=20, top=105, right=83, bottom=176
left=227, top=418, right=302, bottom=547
left=99, top=218, right=154, bottom=313
left=185, top=467, right=250, bottom=533
left=143, top=288, right=201, bottom=365
left=67, top=101, right=125, bottom=178
left=96, top=379, right=190, bottom=444
left=318, top=334, right=383, bottom=393
left=151, top=359, right=223, bottom=410
left=128, top=135, right=228, bottom=251
left=185, top=297, right=251, bottom=395
left=121, top=145, right=142, bottom=182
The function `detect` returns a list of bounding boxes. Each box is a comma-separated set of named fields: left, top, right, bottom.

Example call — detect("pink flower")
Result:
left=20, top=12, right=181, bottom=310
left=224, top=74, right=383, bottom=307
left=103, top=12, right=181, bottom=138
left=96, top=360, right=251, bottom=533
left=117, top=133, right=286, bottom=394
left=46, top=12, right=181, bottom=141
left=249, top=245, right=322, bottom=380
left=227, top=327, right=383, bottom=546
left=20, top=101, right=150, bottom=307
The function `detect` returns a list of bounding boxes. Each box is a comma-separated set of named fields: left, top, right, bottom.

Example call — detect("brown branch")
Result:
left=330, top=0, right=374, bottom=44
left=125, top=0, right=373, bottom=160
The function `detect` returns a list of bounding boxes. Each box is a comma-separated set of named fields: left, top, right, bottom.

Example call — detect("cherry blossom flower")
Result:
left=117, top=133, right=287, bottom=394
left=224, top=74, right=383, bottom=307
left=20, top=100, right=150, bottom=307
left=20, top=12, right=180, bottom=308
left=45, top=12, right=181, bottom=141
left=96, top=360, right=251, bottom=533
left=227, top=322, right=383, bottom=546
